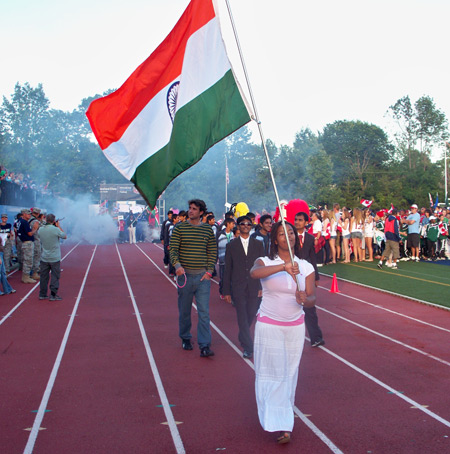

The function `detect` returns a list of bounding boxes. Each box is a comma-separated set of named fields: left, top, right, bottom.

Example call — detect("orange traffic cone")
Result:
left=330, top=273, right=340, bottom=293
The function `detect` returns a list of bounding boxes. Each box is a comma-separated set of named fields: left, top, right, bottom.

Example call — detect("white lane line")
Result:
left=150, top=243, right=450, bottom=430
left=319, top=274, right=450, bottom=312
left=23, top=245, right=97, bottom=454
left=1, top=242, right=81, bottom=327
left=139, top=244, right=344, bottom=454
left=316, top=306, right=450, bottom=367
left=318, top=285, right=450, bottom=332
left=118, top=244, right=185, bottom=454
left=318, top=343, right=450, bottom=429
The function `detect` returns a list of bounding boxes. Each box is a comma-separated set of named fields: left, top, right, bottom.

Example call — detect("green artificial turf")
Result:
left=319, top=260, right=450, bottom=309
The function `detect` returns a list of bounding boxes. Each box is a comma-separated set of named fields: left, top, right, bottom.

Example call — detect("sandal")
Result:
left=277, top=431, right=291, bottom=444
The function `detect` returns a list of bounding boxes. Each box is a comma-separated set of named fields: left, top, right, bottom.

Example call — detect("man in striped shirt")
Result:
left=170, top=199, right=217, bottom=357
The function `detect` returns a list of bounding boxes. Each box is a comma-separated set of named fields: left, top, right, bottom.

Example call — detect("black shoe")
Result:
left=200, top=347, right=214, bottom=357
left=182, top=339, right=193, bottom=350
left=377, top=263, right=383, bottom=269
left=311, top=339, right=325, bottom=348
left=39, top=295, right=48, bottom=300
left=243, top=351, right=253, bottom=359
left=49, top=295, right=62, bottom=301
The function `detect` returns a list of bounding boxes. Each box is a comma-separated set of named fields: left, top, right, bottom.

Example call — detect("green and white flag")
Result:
left=86, top=0, right=252, bottom=208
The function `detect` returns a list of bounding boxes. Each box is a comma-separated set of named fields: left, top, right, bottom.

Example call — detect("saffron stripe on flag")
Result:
left=86, top=0, right=216, bottom=150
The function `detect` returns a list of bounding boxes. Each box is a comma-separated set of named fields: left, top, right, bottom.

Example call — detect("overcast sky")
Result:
left=1, top=0, right=449, bottom=156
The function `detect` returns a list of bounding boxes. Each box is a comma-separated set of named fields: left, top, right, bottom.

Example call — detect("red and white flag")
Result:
left=388, top=204, right=395, bottom=214
left=86, top=0, right=251, bottom=208
left=360, top=199, right=373, bottom=208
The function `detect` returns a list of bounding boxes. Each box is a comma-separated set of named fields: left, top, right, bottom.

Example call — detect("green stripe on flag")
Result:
left=131, top=69, right=250, bottom=207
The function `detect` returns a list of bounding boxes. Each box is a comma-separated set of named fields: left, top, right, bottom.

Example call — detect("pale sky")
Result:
left=1, top=0, right=449, bottom=156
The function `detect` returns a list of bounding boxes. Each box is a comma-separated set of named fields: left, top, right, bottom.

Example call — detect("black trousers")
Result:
left=39, top=261, right=61, bottom=297
left=233, top=289, right=261, bottom=353
left=163, top=244, right=170, bottom=266
left=304, top=306, right=323, bottom=344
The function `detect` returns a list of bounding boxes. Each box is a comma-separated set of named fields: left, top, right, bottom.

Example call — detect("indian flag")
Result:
left=86, top=0, right=252, bottom=208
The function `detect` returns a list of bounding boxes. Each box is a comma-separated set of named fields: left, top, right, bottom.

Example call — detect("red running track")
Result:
left=1, top=242, right=449, bottom=454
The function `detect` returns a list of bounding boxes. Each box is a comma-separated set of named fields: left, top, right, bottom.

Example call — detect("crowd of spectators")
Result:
left=307, top=203, right=449, bottom=266
left=0, top=164, right=51, bottom=195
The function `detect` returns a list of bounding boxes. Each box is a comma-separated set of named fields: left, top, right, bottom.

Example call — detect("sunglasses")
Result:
left=239, top=222, right=252, bottom=226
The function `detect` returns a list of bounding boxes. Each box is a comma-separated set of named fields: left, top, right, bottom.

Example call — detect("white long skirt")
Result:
left=254, top=321, right=305, bottom=432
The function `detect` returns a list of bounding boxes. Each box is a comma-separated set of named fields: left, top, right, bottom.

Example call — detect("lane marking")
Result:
left=318, top=284, right=450, bottom=331
left=316, top=306, right=450, bottom=367
left=1, top=242, right=82, bottom=327
left=140, top=244, right=344, bottom=454
left=23, top=245, right=97, bottom=454
left=320, top=344, right=450, bottom=429
left=343, top=262, right=450, bottom=287
left=149, top=244, right=450, bottom=431
left=117, top=243, right=186, bottom=454
left=320, top=274, right=450, bottom=312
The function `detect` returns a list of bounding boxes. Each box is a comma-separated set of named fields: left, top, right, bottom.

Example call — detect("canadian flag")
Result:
left=360, top=199, right=373, bottom=208
left=388, top=204, right=395, bottom=214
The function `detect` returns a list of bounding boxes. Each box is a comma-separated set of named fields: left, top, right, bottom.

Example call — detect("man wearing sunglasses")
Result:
left=223, top=215, right=265, bottom=359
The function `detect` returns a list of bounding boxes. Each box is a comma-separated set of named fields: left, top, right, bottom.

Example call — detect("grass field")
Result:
left=319, top=259, right=450, bottom=309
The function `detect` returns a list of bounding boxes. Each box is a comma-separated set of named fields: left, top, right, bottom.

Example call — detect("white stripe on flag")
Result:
left=177, top=17, right=230, bottom=111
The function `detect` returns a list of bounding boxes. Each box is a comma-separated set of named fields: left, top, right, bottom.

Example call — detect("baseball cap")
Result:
left=410, top=204, right=418, bottom=209
left=21, top=209, right=31, bottom=215
left=1, top=213, right=7, bottom=217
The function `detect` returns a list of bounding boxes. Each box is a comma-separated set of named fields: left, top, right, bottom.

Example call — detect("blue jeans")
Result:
left=0, top=252, right=14, bottom=294
left=177, top=273, right=211, bottom=348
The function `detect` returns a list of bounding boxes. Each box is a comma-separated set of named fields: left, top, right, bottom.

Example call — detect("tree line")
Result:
left=1, top=83, right=448, bottom=215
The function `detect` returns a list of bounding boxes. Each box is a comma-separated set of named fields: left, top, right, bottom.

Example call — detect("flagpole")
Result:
left=445, top=142, right=448, bottom=206
left=225, top=153, right=228, bottom=210
left=224, top=0, right=299, bottom=283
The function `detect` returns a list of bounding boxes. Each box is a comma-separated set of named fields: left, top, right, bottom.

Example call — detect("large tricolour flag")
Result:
left=86, top=0, right=252, bottom=208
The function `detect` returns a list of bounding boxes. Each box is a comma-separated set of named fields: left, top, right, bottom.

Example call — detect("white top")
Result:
left=312, top=219, right=322, bottom=234
left=351, top=219, right=363, bottom=233
left=341, top=219, right=350, bottom=236
left=364, top=218, right=374, bottom=235
left=330, top=219, right=337, bottom=237
left=258, top=256, right=314, bottom=322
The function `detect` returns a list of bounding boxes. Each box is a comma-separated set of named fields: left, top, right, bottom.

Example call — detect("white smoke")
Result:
left=49, top=194, right=118, bottom=245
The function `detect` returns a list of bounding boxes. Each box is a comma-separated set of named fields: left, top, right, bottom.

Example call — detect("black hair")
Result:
left=168, top=210, right=173, bottom=215
left=247, top=212, right=256, bottom=219
left=259, top=214, right=272, bottom=224
left=206, top=214, right=215, bottom=223
left=295, top=211, right=310, bottom=222
left=225, top=211, right=234, bottom=219
left=188, top=199, right=207, bottom=216
left=237, top=215, right=252, bottom=225
left=268, top=221, right=300, bottom=260
left=178, top=210, right=186, bottom=217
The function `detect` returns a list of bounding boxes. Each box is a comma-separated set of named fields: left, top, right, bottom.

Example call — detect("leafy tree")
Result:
left=387, top=95, right=448, bottom=170
left=387, top=95, right=418, bottom=169
left=321, top=120, right=393, bottom=196
left=415, top=96, right=448, bottom=168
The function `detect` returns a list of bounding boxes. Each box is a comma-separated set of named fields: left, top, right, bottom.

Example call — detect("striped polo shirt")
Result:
left=169, top=221, right=217, bottom=273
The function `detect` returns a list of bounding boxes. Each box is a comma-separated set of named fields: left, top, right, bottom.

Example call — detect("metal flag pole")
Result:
left=224, top=0, right=301, bottom=287
left=225, top=153, right=228, bottom=210
left=445, top=142, right=449, bottom=206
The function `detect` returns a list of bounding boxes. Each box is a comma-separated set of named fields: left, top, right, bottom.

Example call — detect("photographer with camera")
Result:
left=38, top=214, right=67, bottom=301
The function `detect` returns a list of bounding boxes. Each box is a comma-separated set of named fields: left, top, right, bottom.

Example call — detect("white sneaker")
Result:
left=164, top=265, right=168, bottom=269
left=386, top=263, right=393, bottom=268
left=415, top=257, right=420, bottom=262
